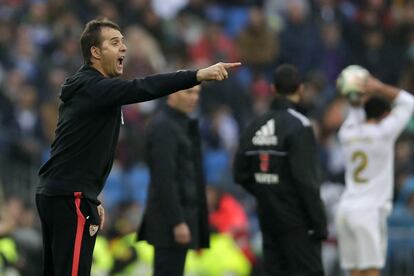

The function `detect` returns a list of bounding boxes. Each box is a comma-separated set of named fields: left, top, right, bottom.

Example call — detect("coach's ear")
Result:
left=91, top=46, right=102, bottom=61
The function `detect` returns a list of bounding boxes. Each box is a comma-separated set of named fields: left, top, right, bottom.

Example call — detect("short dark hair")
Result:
left=80, top=19, right=121, bottom=65
left=272, top=64, right=302, bottom=95
left=364, top=96, right=391, bottom=120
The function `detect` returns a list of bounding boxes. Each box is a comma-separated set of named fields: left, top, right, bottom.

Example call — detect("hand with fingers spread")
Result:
left=362, top=75, right=400, bottom=101
left=196, top=62, right=242, bottom=82
left=362, top=76, right=383, bottom=95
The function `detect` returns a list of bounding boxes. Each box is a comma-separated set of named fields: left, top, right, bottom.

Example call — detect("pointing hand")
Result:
left=196, top=62, right=242, bottom=81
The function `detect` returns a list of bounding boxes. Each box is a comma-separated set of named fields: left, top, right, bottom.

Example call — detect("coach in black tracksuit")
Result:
left=36, top=18, right=239, bottom=276
left=137, top=85, right=209, bottom=276
left=233, top=64, right=327, bottom=276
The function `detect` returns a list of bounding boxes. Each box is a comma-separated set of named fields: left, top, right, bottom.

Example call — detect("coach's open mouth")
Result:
left=117, top=56, right=124, bottom=66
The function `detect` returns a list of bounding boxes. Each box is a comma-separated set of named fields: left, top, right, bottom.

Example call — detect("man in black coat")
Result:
left=36, top=18, right=240, bottom=276
left=233, top=64, right=327, bottom=276
left=137, top=85, right=209, bottom=276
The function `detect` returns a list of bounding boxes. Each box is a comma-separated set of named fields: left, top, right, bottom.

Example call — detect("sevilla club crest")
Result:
left=89, top=225, right=99, bottom=237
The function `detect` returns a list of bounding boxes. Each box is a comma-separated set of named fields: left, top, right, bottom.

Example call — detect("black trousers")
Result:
left=262, top=230, right=324, bottom=276
left=153, top=246, right=188, bottom=276
left=36, top=193, right=99, bottom=276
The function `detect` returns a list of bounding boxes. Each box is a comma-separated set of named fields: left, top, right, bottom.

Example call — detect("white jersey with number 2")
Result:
left=338, top=91, right=414, bottom=213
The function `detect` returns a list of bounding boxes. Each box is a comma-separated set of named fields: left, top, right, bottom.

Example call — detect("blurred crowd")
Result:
left=1, top=0, right=414, bottom=275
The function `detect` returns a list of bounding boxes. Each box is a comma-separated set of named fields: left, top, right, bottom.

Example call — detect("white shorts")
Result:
left=335, top=208, right=388, bottom=270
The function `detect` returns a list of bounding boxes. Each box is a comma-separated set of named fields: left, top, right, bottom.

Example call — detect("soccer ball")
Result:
left=336, top=65, right=369, bottom=103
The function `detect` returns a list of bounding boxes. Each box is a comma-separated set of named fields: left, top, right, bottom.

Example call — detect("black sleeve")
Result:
left=288, top=125, right=328, bottom=240
left=233, top=134, right=255, bottom=194
left=87, top=70, right=199, bottom=107
left=148, top=119, right=185, bottom=227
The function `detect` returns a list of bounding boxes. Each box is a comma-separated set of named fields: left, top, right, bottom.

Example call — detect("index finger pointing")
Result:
left=223, top=62, right=242, bottom=69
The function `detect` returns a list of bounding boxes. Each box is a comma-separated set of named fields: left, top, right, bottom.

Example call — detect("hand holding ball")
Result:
left=337, top=65, right=369, bottom=104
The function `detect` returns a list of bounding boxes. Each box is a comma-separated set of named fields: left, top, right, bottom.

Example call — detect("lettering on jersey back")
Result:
left=344, top=137, right=373, bottom=145
left=254, top=173, right=279, bottom=184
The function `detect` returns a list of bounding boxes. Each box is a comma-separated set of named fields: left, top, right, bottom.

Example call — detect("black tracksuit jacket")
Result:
left=137, top=105, right=210, bottom=249
left=233, top=98, right=327, bottom=239
left=37, top=65, right=200, bottom=203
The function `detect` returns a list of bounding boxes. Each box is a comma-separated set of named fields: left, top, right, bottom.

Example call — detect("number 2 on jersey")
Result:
left=352, top=150, right=368, bottom=184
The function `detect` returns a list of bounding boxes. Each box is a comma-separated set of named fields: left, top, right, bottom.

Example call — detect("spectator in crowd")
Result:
left=356, top=26, right=402, bottom=84
left=236, top=5, right=278, bottom=80
left=188, top=21, right=239, bottom=67
left=207, top=185, right=254, bottom=263
left=8, top=85, right=44, bottom=166
left=318, top=22, right=350, bottom=88
left=278, top=0, right=322, bottom=75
